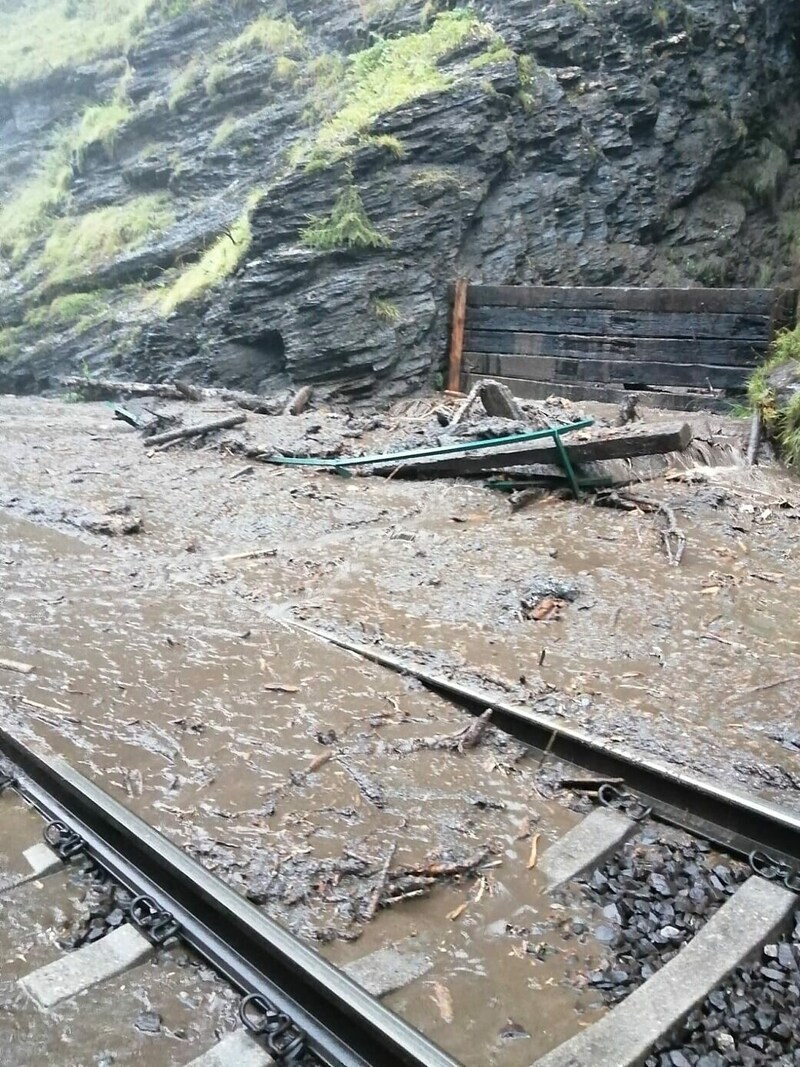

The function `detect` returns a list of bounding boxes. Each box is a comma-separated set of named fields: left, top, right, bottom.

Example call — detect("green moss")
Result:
left=0, top=0, right=203, bottom=87
left=301, top=185, right=389, bottom=251
left=409, top=166, right=463, bottom=191
left=362, top=133, right=405, bottom=158
left=41, top=195, right=175, bottom=285
left=221, top=16, right=306, bottom=58
left=748, top=328, right=800, bottom=469
left=469, top=40, right=514, bottom=69
left=273, top=56, right=301, bottom=84
left=74, top=102, right=131, bottom=165
left=0, top=134, right=74, bottom=261
left=303, top=10, right=495, bottom=168
left=25, top=293, right=107, bottom=330
left=169, top=57, right=202, bottom=111
left=735, top=139, right=790, bottom=206
left=652, top=4, right=669, bottom=28
left=204, top=62, right=231, bottom=98
left=211, top=116, right=239, bottom=147
left=0, top=327, right=22, bottom=362
left=371, top=298, right=400, bottom=323
left=159, top=189, right=263, bottom=314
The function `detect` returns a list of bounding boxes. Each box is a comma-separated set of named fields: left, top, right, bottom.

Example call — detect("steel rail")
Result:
left=0, top=725, right=461, bottom=1067
left=294, top=625, right=800, bottom=868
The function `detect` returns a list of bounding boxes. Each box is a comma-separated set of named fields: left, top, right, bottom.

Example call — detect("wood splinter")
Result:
left=146, top=413, right=247, bottom=448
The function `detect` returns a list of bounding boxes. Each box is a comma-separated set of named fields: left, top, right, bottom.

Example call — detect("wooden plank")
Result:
left=465, top=352, right=748, bottom=391
left=378, top=423, right=693, bottom=478
left=462, top=373, right=732, bottom=413
left=463, top=330, right=765, bottom=368
left=465, top=285, right=792, bottom=317
left=447, top=278, right=468, bottom=393
left=468, top=306, right=771, bottom=341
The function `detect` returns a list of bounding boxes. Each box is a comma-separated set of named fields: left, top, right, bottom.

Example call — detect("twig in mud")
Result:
left=597, top=491, right=686, bottom=565
left=338, top=759, right=385, bottom=808
left=724, top=674, right=800, bottom=703
left=0, top=657, right=35, bottom=674
left=391, top=848, right=489, bottom=880
left=746, top=411, right=762, bottom=467
left=361, top=843, right=397, bottom=923
left=391, top=709, right=493, bottom=755
left=526, top=833, right=541, bottom=870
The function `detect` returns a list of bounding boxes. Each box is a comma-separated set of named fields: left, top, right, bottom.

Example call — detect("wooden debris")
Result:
left=746, top=410, right=762, bottom=466
left=392, top=849, right=489, bottom=880
left=60, top=377, right=282, bottom=414
left=392, top=708, right=493, bottom=755
left=446, top=278, right=468, bottom=394
left=374, top=422, right=693, bottom=478
left=147, top=413, right=247, bottom=448
left=0, top=657, right=35, bottom=674
left=215, top=548, right=277, bottom=563
left=597, top=491, right=687, bottom=565
left=452, top=378, right=523, bottom=426
left=446, top=901, right=469, bottom=921
left=526, top=832, right=541, bottom=870
left=307, top=752, right=334, bottom=773
left=284, top=385, right=313, bottom=416
left=615, top=396, right=640, bottom=426
left=361, top=843, right=397, bottom=923
left=430, top=981, right=454, bottom=1025
left=263, top=682, right=299, bottom=693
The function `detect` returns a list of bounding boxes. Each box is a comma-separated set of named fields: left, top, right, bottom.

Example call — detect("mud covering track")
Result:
left=0, top=394, right=799, bottom=1064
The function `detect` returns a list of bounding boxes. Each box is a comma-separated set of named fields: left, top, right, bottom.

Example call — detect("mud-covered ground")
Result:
left=0, top=393, right=798, bottom=1064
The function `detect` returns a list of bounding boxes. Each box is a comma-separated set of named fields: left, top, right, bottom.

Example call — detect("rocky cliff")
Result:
left=1, top=0, right=799, bottom=399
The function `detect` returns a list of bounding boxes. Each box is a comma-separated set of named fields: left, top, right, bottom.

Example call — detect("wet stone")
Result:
left=576, top=830, right=749, bottom=1004
left=134, top=1011, right=162, bottom=1034
left=650, top=909, right=800, bottom=1065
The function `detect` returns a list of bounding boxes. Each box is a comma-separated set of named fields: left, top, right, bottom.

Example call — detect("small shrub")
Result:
left=372, top=298, right=400, bottom=323
left=301, top=186, right=389, bottom=251
left=204, top=62, right=231, bottom=98
left=25, top=293, right=107, bottom=329
left=748, top=327, right=800, bottom=469
left=211, top=116, right=238, bottom=147
left=74, top=102, right=131, bottom=165
left=361, top=133, right=405, bottom=158
left=0, top=328, right=22, bottom=362
left=169, top=57, right=202, bottom=111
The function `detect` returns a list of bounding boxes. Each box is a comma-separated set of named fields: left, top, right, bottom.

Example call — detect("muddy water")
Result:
left=0, top=395, right=798, bottom=1064
left=0, top=511, right=607, bottom=1065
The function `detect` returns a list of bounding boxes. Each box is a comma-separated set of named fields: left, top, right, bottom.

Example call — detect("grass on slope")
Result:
left=748, top=327, right=800, bottom=470
left=303, top=9, right=496, bottom=167
left=159, top=189, right=263, bottom=314
left=0, top=0, right=159, bottom=86
left=41, top=195, right=175, bottom=285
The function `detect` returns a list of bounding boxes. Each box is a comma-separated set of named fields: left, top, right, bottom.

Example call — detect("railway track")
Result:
left=1, top=639, right=798, bottom=1067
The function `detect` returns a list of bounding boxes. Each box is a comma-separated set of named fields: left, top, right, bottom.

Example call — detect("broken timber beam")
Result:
left=371, top=422, right=693, bottom=477
left=146, top=413, right=247, bottom=447
left=446, top=278, right=468, bottom=393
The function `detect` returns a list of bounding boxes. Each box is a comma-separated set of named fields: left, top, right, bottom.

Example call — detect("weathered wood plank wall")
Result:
left=456, top=285, right=797, bottom=410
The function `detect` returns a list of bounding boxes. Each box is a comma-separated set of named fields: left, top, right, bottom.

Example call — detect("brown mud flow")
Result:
left=0, top=396, right=799, bottom=1063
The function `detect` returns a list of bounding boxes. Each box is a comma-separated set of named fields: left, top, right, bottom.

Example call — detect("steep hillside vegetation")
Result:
left=0, top=0, right=799, bottom=397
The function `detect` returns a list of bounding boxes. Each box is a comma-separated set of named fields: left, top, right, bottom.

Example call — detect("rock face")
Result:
left=0, top=0, right=799, bottom=398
